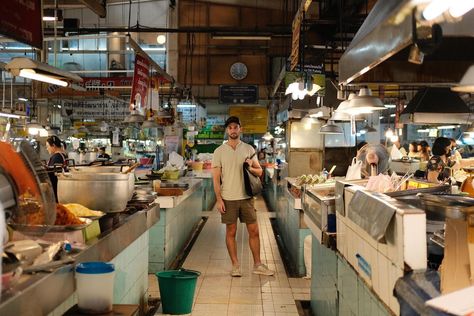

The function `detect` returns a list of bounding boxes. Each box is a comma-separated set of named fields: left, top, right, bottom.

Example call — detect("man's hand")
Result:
left=216, top=199, right=226, bottom=214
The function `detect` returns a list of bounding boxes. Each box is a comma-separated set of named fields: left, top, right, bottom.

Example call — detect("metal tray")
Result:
left=417, top=192, right=474, bottom=207
left=160, top=182, right=189, bottom=189
left=10, top=218, right=93, bottom=233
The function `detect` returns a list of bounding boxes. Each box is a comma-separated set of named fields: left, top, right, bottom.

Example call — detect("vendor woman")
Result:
left=46, top=135, right=67, bottom=201
left=426, top=137, right=455, bottom=183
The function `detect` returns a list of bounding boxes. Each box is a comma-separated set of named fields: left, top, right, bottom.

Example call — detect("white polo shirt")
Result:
left=212, top=141, right=257, bottom=201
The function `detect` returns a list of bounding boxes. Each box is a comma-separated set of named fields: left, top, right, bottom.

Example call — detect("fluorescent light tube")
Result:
left=0, top=112, right=21, bottom=119
left=19, top=69, right=68, bottom=87
left=177, top=103, right=196, bottom=108
left=423, top=0, right=450, bottom=20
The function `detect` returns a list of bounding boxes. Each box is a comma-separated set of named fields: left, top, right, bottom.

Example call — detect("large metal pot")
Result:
left=69, top=166, right=135, bottom=200
left=57, top=172, right=130, bottom=212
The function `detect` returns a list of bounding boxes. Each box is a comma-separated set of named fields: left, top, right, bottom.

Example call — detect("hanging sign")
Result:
left=130, top=54, right=150, bottom=113
left=0, top=0, right=42, bottom=48
left=81, top=77, right=133, bottom=90
left=290, top=10, right=303, bottom=71
left=63, top=100, right=129, bottom=120
left=229, top=106, right=268, bottom=134
left=219, top=85, right=258, bottom=104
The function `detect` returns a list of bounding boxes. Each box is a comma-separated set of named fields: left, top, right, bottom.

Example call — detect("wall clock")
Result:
left=230, top=62, right=248, bottom=80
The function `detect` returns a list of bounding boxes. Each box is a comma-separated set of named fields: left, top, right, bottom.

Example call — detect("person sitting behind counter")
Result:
left=97, top=147, right=111, bottom=160
left=426, top=137, right=455, bottom=183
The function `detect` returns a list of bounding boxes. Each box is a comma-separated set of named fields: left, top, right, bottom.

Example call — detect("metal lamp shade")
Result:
left=126, top=111, right=146, bottom=123
left=335, top=93, right=357, bottom=113
left=320, top=121, right=343, bottom=134
left=361, top=123, right=377, bottom=133
left=142, top=118, right=159, bottom=128
left=452, top=65, right=474, bottom=93
left=345, top=88, right=385, bottom=114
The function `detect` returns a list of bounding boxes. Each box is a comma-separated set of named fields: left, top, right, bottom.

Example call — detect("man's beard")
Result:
left=228, top=133, right=239, bottom=140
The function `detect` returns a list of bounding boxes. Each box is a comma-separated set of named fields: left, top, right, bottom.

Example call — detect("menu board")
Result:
left=229, top=106, right=268, bottom=134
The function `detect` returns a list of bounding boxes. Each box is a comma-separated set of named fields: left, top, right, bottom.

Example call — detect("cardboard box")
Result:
left=440, top=218, right=474, bottom=293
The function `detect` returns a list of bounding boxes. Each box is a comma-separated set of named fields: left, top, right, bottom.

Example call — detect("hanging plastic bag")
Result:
left=346, top=158, right=362, bottom=180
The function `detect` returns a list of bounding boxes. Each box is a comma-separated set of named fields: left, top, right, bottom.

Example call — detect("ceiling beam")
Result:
left=79, top=0, right=106, bottom=18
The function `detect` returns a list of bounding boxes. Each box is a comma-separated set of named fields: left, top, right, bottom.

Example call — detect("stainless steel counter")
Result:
left=154, top=178, right=203, bottom=208
left=0, top=204, right=160, bottom=316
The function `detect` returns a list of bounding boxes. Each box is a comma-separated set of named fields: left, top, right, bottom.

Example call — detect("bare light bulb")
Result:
left=157, top=34, right=166, bottom=45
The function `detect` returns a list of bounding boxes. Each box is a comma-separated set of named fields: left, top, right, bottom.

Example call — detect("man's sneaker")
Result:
left=253, top=264, right=274, bottom=276
left=231, top=265, right=242, bottom=277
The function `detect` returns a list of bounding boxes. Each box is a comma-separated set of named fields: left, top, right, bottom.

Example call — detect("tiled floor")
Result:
left=149, top=197, right=311, bottom=315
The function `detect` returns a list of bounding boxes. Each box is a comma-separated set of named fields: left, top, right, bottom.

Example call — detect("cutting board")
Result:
left=155, top=188, right=184, bottom=196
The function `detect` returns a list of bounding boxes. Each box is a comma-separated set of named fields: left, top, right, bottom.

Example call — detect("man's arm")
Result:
left=245, top=157, right=263, bottom=177
left=212, top=167, right=226, bottom=214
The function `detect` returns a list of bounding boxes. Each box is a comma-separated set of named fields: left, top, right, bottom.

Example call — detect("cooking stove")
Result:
left=99, top=193, right=156, bottom=232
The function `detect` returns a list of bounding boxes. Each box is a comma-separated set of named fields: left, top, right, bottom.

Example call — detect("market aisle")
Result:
left=149, top=196, right=311, bottom=316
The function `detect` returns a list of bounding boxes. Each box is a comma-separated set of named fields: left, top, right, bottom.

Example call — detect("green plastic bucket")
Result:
left=156, top=269, right=201, bottom=314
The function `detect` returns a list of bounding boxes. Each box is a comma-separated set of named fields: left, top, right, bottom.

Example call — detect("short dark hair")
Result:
left=410, top=141, right=418, bottom=152
left=46, top=136, right=62, bottom=148
left=224, top=116, right=241, bottom=128
left=432, top=137, right=451, bottom=156
left=357, top=141, right=367, bottom=151
left=99, top=146, right=106, bottom=151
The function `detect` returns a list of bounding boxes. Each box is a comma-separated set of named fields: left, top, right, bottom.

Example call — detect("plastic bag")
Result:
left=346, top=158, right=362, bottom=180
left=366, top=174, right=395, bottom=193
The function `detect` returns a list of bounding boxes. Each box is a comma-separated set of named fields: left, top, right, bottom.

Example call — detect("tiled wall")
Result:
left=47, top=231, right=150, bottom=316
left=149, top=188, right=203, bottom=273
left=310, top=235, right=337, bottom=316
left=338, top=256, right=391, bottom=316
left=309, top=234, right=392, bottom=316
left=201, top=178, right=216, bottom=211
left=275, top=190, right=311, bottom=276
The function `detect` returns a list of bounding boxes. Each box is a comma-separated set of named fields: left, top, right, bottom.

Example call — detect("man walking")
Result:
left=212, top=116, right=274, bottom=277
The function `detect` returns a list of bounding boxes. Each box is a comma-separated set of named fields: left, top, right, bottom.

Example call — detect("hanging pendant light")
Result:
left=339, top=89, right=385, bottom=115
left=124, top=110, right=146, bottom=123
left=361, top=123, right=377, bottom=133
left=320, top=121, right=343, bottom=134
left=142, top=117, right=160, bottom=129
left=26, top=120, right=44, bottom=135
left=335, top=93, right=359, bottom=113
left=262, top=132, right=274, bottom=141
left=385, top=128, right=394, bottom=138
left=452, top=65, right=474, bottom=93
left=78, top=125, right=89, bottom=134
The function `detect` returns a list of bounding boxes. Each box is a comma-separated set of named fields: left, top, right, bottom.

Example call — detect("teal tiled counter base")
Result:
left=309, top=237, right=392, bottom=316
left=47, top=232, right=150, bottom=316
left=201, top=177, right=216, bottom=211
left=149, top=184, right=203, bottom=272
left=311, top=235, right=337, bottom=316
left=337, top=255, right=391, bottom=316
left=275, top=184, right=310, bottom=277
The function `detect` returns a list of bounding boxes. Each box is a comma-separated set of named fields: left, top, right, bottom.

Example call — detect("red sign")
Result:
left=0, top=0, right=42, bottom=48
left=130, top=54, right=150, bottom=112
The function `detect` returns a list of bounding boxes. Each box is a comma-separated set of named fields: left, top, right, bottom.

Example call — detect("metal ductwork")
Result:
left=338, top=0, right=474, bottom=86
left=399, top=87, right=471, bottom=124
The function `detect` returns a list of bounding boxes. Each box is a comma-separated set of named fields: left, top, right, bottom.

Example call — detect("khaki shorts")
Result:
left=222, top=198, right=256, bottom=224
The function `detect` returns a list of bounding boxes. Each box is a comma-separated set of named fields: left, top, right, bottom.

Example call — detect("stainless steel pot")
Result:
left=57, top=172, right=130, bottom=212
left=70, top=166, right=135, bottom=200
